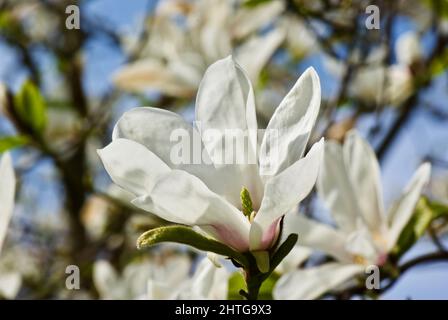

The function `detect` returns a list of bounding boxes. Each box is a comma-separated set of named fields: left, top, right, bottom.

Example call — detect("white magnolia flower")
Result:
left=274, top=131, right=431, bottom=300
left=99, top=56, right=323, bottom=260
left=160, top=258, right=230, bottom=300
left=274, top=244, right=311, bottom=275
left=93, top=254, right=229, bottom=300
left=282, top=15, right=317, bottom=59
left=93, top=253, right=191, bottom=300
left=395, top=31, right=422, bottom=67
left=332, top=31, right=421, bottom=107
left=0, top=153, right=21, bottom=299
left=114, top=0, right=286, bottom=97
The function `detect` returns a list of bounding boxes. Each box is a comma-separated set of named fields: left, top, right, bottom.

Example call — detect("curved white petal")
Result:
left=317, top=141, right=361, bottom=233
left=250, top=139, right=324, bottom=250
left=97, top=139, right=171, bottom=196
left=195, top=55, right=257, bottom=155
left=231, top=0, right=285, bottom=39
left=283, top=16, right=316, bottom=58
left=273, top=263, right=363, bottom=300
left=235, top=27, right=285, bottom=84
left=343, top=131, right=386, bottom=233
left=146, top=254, right=192, bottom=300
left=275, top=245, right=311, bottom=274
left=146, top=280, right=176, bottom=300
left=195, top=56, right=262, bottom=205
left=112, top=107, right=250, bottom=207
left=259, top=67, right=321, bottom=177
left=0, top=153, right=15, bottom=252
left=113, top=107, right=196, bottom=166
left=180, top=258, right=229, bottom=300
left=282, top=213, right=353, bottom=263
left=199, top=1, right=232, bottom=63
left=132, top=169, right=251, bottom=252
left=395, top=31, right=422, bottom=66
left=93, top=260, right=121, bottom=299
left=112, top=58, right=195, bottom=97
left=387, top=163, right=431, bottom=249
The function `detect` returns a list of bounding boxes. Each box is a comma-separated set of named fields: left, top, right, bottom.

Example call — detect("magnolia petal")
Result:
left=235, top=27, right=285, bottom=84
left=112, top=107, right=213, bottom=180
left=259, top=67, right=321, bottom=177
left=181, top=258, right=229, bottom=300
left=283, top=16, right=316, bottom=58
left=350, top=66, right=386, bottom=105
left=275, top=245, right=311, bottom=274
left=395, top=31, right=422, bottom=66
left=0, top=153, right=15, bottom=252
left=195, top=56, right=262, bottom=205
left=207, top=252, right=223, bottom=268
left=112, top=58, right=194, bottom=97
left=113, top=107, right=249, bottom=206
left=283, top=213, right=353, bottom=263
left=198, top=0, right=232, bottom=63
left=113, top=107, right=196, bottom=166
left=97, top=139, right=171, bottom=196
left=0, top=272, right=21, bottom=299
left=317, top=141, right=361, bottom=233
left=146, top=254, right=192, bottom=300
left=250, top=139, right=324, bottom=251
left=231, top=0, right=285, bottom=39
left=195, top=56, right=257, bottom=152
left=147, top=280, right=177, bottom=300
left=387, top=163, right=431, bottom=249
left=131, top=169, right=251, bottom=252
left=93, top=260, right=120, bottom=299
left=273, top=263, right=364, bottom=300
left=343, top=131, right=386, bottom=233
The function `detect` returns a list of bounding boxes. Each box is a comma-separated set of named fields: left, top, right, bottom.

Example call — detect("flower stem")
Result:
left=245, top=274, right=263, bottom=300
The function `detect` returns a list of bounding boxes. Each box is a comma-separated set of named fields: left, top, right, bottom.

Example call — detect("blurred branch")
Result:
left=380, top=251, right=448, bottom=293
left=335, top=251, right=448, bottom=299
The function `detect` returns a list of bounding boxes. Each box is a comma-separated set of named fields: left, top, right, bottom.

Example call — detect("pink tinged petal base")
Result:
left=259, top=217, right=282, bottom=250
left=250, top=139, right=324, bottom=251
left=202, top=225, right=250, bottom=252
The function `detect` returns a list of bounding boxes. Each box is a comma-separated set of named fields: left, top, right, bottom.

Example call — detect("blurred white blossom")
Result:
left=114, top=0, right=286, bottom=97
left=274, top=131, right=431, bottom=299
left=0, top=153, right=21, bottom=299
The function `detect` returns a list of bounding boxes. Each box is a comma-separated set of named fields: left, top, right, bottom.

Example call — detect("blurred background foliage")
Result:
left=0, top=0, right=447, bottom=299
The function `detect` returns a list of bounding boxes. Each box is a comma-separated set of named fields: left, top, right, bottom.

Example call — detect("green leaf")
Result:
left=270, top=233, right=298, bottom=271
left=392, top=197, right=439, bottom=257
left=258, top=272, right=280, bottom=300
left=427, top=199, right=448, bottom=219
left=0, top=135, right=28, bottom=152
left=227, top=272, right=246, bottom=300
left=226, top=270, right=280, bottom=300
left=13, top=80, right=47, bottom=134
left=243, top=0, right=273, bottom=7
left=137, top=225, right=249, bottom=268
left=429, top=48, right=448, bottom=77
